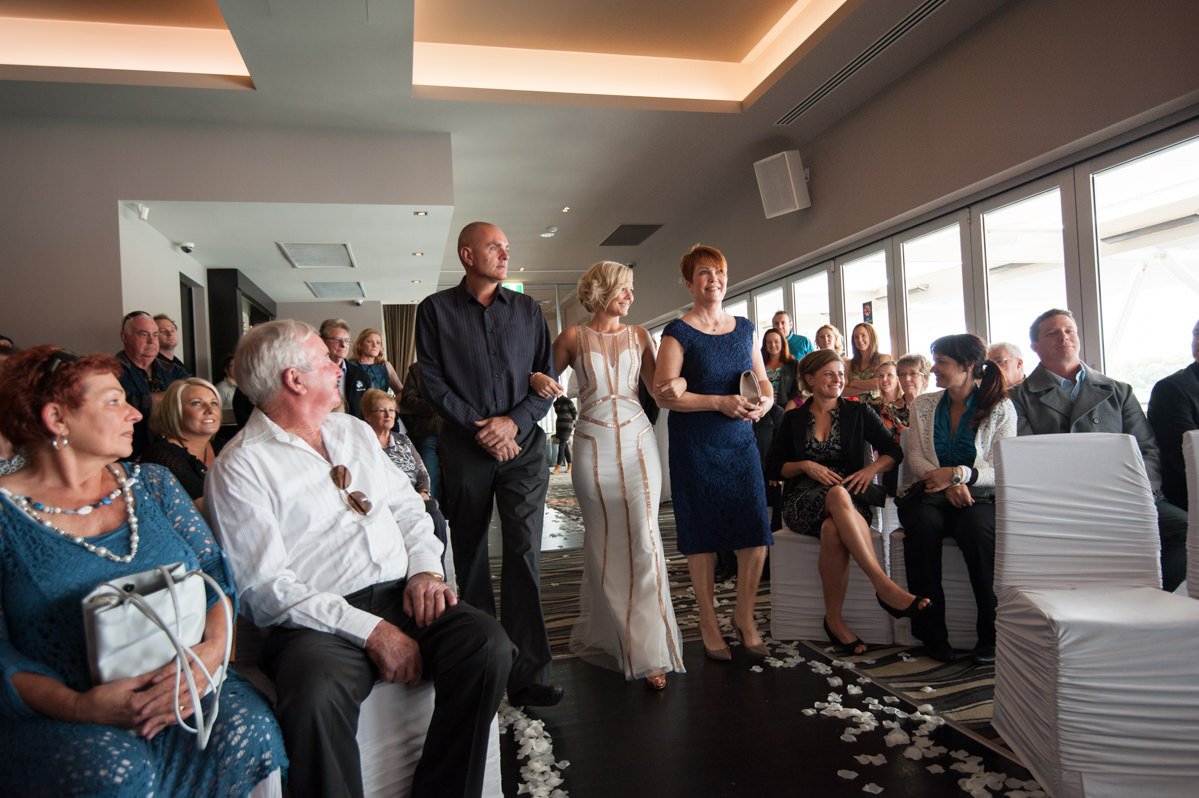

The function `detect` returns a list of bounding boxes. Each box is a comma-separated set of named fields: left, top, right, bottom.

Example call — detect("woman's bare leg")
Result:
left=686, top=552, right=724, bottom=651
left=733, top=545, right=767, bottom=647
left=824, top=486, right=926, bottom=612
left=817, top=516, right=864, bottom=652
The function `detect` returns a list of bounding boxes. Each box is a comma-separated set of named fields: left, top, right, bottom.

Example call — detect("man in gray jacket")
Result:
left=1009, top=309, right=1187, bottom=591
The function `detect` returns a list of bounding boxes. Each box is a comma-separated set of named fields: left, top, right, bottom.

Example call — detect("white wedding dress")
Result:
left=568, top=326, right=685, bottom=679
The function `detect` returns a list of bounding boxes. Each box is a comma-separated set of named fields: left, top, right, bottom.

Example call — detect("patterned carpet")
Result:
left=493, top=480, right=1008, bottom=754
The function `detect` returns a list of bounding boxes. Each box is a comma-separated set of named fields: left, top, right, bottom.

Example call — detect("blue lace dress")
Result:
left=663, top=317, right=771, bottom=555
left=0, top=463, right=287, bottom=796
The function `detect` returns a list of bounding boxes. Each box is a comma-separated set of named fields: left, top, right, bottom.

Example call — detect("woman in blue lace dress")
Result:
left=0, top=346, right=286, bottom=797
left=656, top=246, right=773, bottom=661
left=350, top=328, right=403, bottom=394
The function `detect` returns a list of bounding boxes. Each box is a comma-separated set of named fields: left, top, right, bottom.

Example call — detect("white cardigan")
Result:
left=903, top=389, right=1017, bottom=492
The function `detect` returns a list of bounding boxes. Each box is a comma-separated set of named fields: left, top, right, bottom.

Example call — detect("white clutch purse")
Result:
left=739, top=370, right=761, bottom=402
left=82, top=562, right=232, bottom=749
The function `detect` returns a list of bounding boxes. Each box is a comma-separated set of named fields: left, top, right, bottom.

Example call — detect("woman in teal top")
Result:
left=896, top=333, right=1015, bottom=665
left=350, top=328, right=403, bottom=394
left=0, top=346, right=286, bottom=796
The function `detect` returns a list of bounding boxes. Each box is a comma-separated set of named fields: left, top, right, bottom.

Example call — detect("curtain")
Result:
left=384, top=304, right=418, bottom=378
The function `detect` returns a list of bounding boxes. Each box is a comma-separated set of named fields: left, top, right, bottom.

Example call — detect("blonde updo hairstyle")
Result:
left=577, top=261, right=633, bottom=315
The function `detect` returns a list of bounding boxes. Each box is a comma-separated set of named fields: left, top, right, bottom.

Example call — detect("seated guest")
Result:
left=215, top=354, right=238, bottom=410
left=0, top=346, right=285, bottom=795
left=757, top=329, right=799, bottom=523
left=1146, top=313, right=1194, bottom=505
left=772, top=310, right=813, bottom=359
left=814, top=323, right=846, bottom=357
left=0, top=336, right=26, bottom=475
left=361, top=387, right=449, bottom=565
left=139, top=377, right=223, bottom=508
left=1011, top=309, right=1188, bottom=591
left=154, top=314, right=191, bottom=376
left=766, top=349, right=928, bottom=655
left=869, top=360, right=906, bottom=441
left=898, top=333, right=1015, bottom=664
left=1148, top=319, right=1199, bottom=510
left=398, top=362, right=443, bottom=501
left=319, top=318, right=369, bottom=419
left=351, top=328, right=404, bottom=394
left=986, top=341, right=1025, bottom=386
left=204, top=320, right=514, bottom=798
left=116, top=311, right=189, bottom=457
left=844, top=322, right=886, bottom=400
left=896, top=353, right=933, bottom=408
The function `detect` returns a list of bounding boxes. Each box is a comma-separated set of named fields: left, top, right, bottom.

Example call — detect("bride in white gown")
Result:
left=532, top=261, right=685, bottom=690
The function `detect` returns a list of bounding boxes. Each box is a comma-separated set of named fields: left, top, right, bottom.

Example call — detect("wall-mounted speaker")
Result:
left=754, top=150, right=811, bottom=219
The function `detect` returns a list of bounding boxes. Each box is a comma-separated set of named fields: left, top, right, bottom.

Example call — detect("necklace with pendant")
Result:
left=1, top=464, right=140, bottom=563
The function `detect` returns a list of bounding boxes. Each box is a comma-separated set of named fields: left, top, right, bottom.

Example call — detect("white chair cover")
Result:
left=995, top=433, right=1161, bottom=592
left=358, top=682, right=503, bottom=798
left=992, top=433, right=1199, bottom=797
left=1184, top=430, right=1199, bottom=594
left=769, top=527, right=892, bottom=645
left=888, top=531, right=978, bottom=649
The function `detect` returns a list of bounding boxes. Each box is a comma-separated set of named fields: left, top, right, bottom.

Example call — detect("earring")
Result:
left=50, top=434, right=68, bottom=450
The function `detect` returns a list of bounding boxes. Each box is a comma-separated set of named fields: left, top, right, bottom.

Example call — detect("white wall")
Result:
left=274, top=301, right=385, bottom=344
left=118, top=203, right=212, bottom=375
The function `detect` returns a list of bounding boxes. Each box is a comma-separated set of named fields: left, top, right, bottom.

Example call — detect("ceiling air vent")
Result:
left=775, top=0, right=950, bottom=126
left=600, top=224, right=663, bottom=247
left=278, top=242, right=358, bottom=269
left=306, top=281, right=365, bottom=299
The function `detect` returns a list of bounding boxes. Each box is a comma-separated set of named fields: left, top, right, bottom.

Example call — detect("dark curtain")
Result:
left=384, top=304, right=418, bottom=375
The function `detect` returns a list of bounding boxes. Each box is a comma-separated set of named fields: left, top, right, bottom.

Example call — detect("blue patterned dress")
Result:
left=0, top=463, right=287, bottom=796
left=663, top=317, right=772, bottom=555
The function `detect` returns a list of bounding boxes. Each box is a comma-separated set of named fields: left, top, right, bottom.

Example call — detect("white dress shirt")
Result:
left=204, top=409, right=444, bottom=646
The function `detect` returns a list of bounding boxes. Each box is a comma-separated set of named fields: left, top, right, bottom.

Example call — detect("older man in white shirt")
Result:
left=205, top=319, right=514, bottom=798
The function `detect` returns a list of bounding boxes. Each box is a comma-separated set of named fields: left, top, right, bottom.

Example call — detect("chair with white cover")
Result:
left=992, top=433, right=1199, bottom=798
left=769, top=522, right=893, bottom=645
left=887, top=428, right=979, bottom=649
left=768, top=435, right=892, bottom=645
left=1184, top=430, right=1199, bottom=594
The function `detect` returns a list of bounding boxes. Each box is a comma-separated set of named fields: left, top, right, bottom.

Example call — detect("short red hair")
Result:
left=0, top=345, right=122, bottom=449
left=679, top=245, right=728, bottom=282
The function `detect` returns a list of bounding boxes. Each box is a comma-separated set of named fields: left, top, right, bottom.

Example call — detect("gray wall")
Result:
left=0, top=123, right=451, bottom=355
left=627, top=0, right=1199, bottom=326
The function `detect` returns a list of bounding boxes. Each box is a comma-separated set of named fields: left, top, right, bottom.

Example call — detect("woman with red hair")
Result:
left=0, top=346, right=286, bottom=796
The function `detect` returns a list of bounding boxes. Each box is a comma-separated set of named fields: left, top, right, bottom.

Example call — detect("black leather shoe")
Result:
left=922, top=642, right=955, bottom=662
left=510, top=684, right=564, bottom=707
left=972, top=643, right=996, bottom=665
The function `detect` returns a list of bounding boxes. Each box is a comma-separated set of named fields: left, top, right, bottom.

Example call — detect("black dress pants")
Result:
left=897, top=493, right=997, bottom=648
left=439, top=424, right=553, bottom=694
left=1157, top=498, right=1188, bottom=593
left=261, top=581, right=516, bottom=798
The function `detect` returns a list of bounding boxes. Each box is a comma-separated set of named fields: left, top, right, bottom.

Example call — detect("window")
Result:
left=753, top=286, right=784, bottom=344
left=791, top=268, right=830, bottom=349
left=981, top=188, right=1069, bottom=370
left=900, top=222, right=966, bottom=357
left=1091, top=135, right=1199, bottom=402
left=724, top=297, right=749, bottom=320
left=840, top=248, right=892, bottom=357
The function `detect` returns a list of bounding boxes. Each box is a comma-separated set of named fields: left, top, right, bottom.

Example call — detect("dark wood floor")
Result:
left=501, top=639, right=1039, bottom=797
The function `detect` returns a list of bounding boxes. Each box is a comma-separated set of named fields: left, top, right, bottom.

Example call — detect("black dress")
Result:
left=138, top=438, right=221, bottom=500
left=765, top=398, right=902, bottom=537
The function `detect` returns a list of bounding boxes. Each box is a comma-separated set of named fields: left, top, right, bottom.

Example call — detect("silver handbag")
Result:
left=82, top=562, right=233, bottom=749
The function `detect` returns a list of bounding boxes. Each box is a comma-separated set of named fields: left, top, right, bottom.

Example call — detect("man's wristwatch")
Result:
left=419, top=571, right=444, bottom=582
left=950, top=467, right=963, bottom=486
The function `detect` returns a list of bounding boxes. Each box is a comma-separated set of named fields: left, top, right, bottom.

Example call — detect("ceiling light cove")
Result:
left=412, top=0, right=855, bottom=110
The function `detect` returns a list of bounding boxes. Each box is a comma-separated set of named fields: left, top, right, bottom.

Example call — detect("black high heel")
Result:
left=823, top=617, right=866, bottom=656
left=876, top=593, right=931, bottom=619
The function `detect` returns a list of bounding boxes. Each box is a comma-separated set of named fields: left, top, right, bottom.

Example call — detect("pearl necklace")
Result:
left=1, top=464, right=140, bottom=563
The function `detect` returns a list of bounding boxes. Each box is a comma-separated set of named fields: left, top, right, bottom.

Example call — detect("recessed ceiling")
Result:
left=0, top=0, right=250, bottom=88
left=412, top=0, right=860, bottom=110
